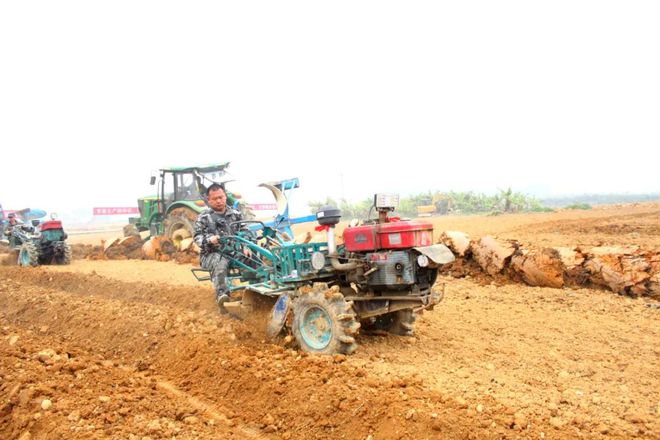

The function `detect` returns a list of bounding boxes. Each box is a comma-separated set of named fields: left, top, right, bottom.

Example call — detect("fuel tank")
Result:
left=343, top=220, right=433, bottom=252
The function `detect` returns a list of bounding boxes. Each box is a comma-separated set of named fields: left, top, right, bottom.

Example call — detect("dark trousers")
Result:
left=201, top=253, right=229, bottom=298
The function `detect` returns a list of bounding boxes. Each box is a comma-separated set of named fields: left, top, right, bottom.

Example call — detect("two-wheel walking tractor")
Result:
left=192, top=194, right=455, bottom=355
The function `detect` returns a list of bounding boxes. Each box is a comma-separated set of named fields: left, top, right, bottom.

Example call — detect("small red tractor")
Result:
left=2, top=218, right=72, bottom=266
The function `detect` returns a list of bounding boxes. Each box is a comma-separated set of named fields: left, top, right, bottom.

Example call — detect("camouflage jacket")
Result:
left=193, top=207, right=244, bottom=256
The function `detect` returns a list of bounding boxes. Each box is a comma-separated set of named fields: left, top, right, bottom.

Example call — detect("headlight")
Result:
left=417, top=254, right=429, bottom=267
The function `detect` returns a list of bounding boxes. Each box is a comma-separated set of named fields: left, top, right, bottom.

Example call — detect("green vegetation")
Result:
left=446, top=188, right=546, bottom=214
left=309, top=188, right=549, bottom=220
left=308, top=197, right=374, bottom=220
left=308, top=191, right=660, bottom=220
left=565, top=203, right=592, bottom=210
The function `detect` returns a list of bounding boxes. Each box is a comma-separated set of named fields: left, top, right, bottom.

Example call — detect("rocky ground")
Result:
left=1, top=203, right=659, bottom=439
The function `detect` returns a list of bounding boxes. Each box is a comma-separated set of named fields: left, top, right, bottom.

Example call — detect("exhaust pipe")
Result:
left=326, top=227, right=359, bottom=271
left=316, top=205, right=358, bottom=272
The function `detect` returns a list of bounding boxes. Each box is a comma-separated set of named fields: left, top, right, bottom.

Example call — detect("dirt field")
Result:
left=1, top=203, right=659, bottom=439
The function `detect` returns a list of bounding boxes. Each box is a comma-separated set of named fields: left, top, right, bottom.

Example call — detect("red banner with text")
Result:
left=247, top=204, right=277, bottom=211
left=93, top=207, right=139, bottom=216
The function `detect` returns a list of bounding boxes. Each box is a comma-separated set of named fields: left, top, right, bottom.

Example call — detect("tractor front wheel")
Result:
left=291, top=284, right=360, bottom=355
left=18, top=242, right=39, bottom=267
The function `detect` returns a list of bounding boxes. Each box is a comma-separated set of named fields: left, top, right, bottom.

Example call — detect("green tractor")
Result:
left=129, top=163, right=253, bottom=245
left=130, top=163, right=316, bottom=245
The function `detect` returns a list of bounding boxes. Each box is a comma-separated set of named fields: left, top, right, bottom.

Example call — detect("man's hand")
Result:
left=209, top=235, right=220, bottom=245
left=243, top=247, right=252, bottom=258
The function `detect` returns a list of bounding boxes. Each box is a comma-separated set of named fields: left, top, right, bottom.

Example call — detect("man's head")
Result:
left=8, top=213, right=16, bottom=225
left=207, top=184, right=227, bottom=212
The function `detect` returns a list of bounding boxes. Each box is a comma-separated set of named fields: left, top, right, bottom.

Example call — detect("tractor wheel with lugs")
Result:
left=238, top=201, right=256, bottom=221
left=291, top=283, right=360, bottom=355
left=368, top=309, right=417, bottom=336
left=164, top=207, right=197, bottom=241
left=18, top=242, right=39, bottom=267
left=58, top=243, right=72, bottom=265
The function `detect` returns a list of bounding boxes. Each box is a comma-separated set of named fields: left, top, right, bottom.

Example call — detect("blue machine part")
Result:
left=266, top=294, right=291, bottom=339
left=16, top=208, right=47, bottom=221
left=299, top=305, right=333, bottom=350
left=243, top=178, right=317, bottom=239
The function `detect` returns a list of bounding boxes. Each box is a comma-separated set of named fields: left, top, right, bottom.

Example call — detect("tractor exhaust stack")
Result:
left=316, top=206, right=358, bottom=271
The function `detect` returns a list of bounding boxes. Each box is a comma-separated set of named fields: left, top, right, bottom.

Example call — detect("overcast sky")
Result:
left=1, top=1, right=658, bottom=218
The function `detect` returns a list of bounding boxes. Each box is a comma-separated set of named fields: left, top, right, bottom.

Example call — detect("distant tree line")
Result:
left=309, top=188, right=547, bottom=220
left=308, top=191, right=660, bottom=220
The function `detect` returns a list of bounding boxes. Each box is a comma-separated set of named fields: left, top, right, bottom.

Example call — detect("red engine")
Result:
left=343, top=219, right=433, bottom=252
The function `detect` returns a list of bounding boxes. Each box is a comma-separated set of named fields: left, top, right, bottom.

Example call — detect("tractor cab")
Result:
left=130, top=163, right=316, bottom=244
left=130, top=163, right=241, bottom=237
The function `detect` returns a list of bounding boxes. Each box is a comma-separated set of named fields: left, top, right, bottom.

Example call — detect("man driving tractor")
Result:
left=5, top=213, right=22, bottom=247
left=193, top=184, right=251, bottom=312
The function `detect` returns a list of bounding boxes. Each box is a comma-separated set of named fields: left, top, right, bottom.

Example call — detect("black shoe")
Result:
left=216, top=294, right=230, bottom=314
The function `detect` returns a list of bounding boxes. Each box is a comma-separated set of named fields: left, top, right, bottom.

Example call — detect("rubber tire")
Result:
left=164, top=208, right=197, bottom=240
left=238, top=201, right=256, bottom=221
left=370, top=309, right=417, bottom=336
left=18, top=242, right=39, bottom=267
left=291, top=283, right=360, bottom=355
left=123, top=224, right=140, bottom=238
left=59, top=242, right=72, bottom=265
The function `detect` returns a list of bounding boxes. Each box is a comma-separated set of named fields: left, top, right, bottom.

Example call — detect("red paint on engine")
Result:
left=40, top=221, right=63, bottom=231
left=343, top=220, right=433, bottom=252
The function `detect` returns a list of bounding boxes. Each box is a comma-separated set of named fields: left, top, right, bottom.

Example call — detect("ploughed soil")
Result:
left=1, top=203, right=659, bottom=439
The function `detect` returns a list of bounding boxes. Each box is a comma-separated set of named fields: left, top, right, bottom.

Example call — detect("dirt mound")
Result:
left=69, top=244, right=104, bottom=260
left=1, top=266, right=214, bottom=311
left=70, top=236, right=198, bottom=265
left=1, top=251, right=18, bottom=266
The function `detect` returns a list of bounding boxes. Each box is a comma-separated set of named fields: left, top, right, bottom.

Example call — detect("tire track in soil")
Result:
left=155, top=380, right=269, bottom=440
left=0, top=322, right=240, bottom=440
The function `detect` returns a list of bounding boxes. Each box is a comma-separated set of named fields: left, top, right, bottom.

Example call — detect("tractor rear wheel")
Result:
left=238, top=201, right=256, bottom=221
left=291, top=283, right=360, bottom=355
left=164, top=208, right=197, bottom=241
left=365, top=309, right=417, bottom=336
left=58, top=243, right=72, bottom=265
left=18, top=242, right=39, bottom=267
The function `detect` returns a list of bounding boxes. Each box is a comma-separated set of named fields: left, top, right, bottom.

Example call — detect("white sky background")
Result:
left=1, top=1, right=659, bottom=219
